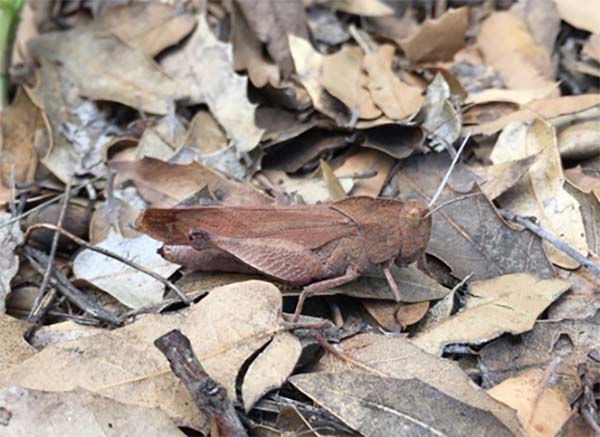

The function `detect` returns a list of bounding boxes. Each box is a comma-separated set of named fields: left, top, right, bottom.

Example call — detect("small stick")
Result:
left=28, top=178, right=73, bottom=323
left=21, top=246, right=121, bottom=325
left=24, top=223, right=192, bottom=305
left=428, top=134, right=470, bottom=208
left=499, top=209, right=600, bottom=278
left=154, top=329, right=247, bottom=437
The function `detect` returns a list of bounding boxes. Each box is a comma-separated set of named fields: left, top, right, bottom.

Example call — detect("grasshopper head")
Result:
left=396, top=199, right=432, bottom=267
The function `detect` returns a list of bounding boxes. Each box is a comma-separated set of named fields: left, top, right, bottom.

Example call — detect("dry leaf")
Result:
left=161, top=14, right=263, bottom=154
left=364, top=44, right=424, bottom=120
left=111, top=157, right=271, bottom=207
left=90, top=198, right=142, bottom=245
left=465, top=84, right=558, bottom=105
left=396, top=153, right=555, bottom=280
left=73, top=231, right=180, bottom=309
left=510, top=0, right=561, bottom=54
left=362, top=300, right=429, bottom=330
left=480, top=314, right=600, bottom=402
left=324, top=0, right=393, bottom=16
left=554, top=0, right=600, bottom=34
left=261, top=169, right=352, bottom=204
left=487, top=369, right=571, bottom=437
left=320, top=45, right=381, bottom=120
left=583, top=34, right=600, bottom=63
left=0, top=88, right=40, bottom=205
left=291, top=371, right=514, bottom=436
left=184, top=110, right=228, bottom=155
left=565, top=182, right=600, bottom=260
left=242, top=331, right=301, bottom=412
left=413, top=273, right=570, bottom=355
left=29, top=320, right=103, bottom=350
left=320, top=159, right=347, bottom=201
left=477, top=12, right=556, bottom=91
left=92, top=3, right=196, bottom=57
left=360, top=124, right=424, bottom=159
left=0, top=212, right=23, bottom=313
left=30, top=30, right=177, bottom=115
left=558, top=120, right=600, bottom=160
left=398, top=7, right=469, bottom=63
left=0, top=281, right=286, bottom=430
left=333, top=149, right=395, bottom=197
left=316, top=333, right=524, bottom=435
left=491, top=119, right=588, bottom=268
left=0, top=387, right=184, bottom=436
left=421, top=74, right=461, bottom=147
left=0, top=315, right=35, bottom=370
left=288, top=35, right=350, bottom=125
left=472, top=154, right=538, bottom=200
left=234, top=0, right=308, bottom=78
left=135, top=114, right=187, bottom=160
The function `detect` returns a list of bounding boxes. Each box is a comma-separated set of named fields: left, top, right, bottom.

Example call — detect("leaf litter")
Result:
left=2, top=0, right=600, bottom=435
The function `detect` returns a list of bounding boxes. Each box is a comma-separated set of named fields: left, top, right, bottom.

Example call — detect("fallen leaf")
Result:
left=316, top=333, right=524, bottom=435
left=477, top=11, right=556, bottom=91
left=319, top=159, right=347, bottom=202
left=291, top=372, right=514, bottom=436
left=510, top=0, right=561, bottom=54
left=396, top=153, right=555, bottom=281
left=73, top=231, right=180, bottom=309
left=29, top=320, right=103, bottom=350
left=0, top=88, right=40, bottom=205
left=90, top=198, right=142, bottom=245
left=0, top=212, right=23, bottom=313
left=306, top=5, right=350, bottom=46
left=465, top=94, right=600, bottom=136
left=558, top=120, right=600, bottom=160
left=564, top=182, right=600, bottom=267
left=261, top=169, right=352, bottom=204
left=414, top=286, right=456, bottom=334
left=320, top=45, right=381, bottom=120
left=242, top=331, right=301, bottom=412
left=398, top=7, right=469, bottom=63
left=333, top=149, right=395, bottom=197
left=0, top=315, right=35, bottom=370
left=234, top=0, right=308, bottom=78
left=111, top=157, right=271, bottom=207
left=161, top=13, right=263, bottom=154
left=0, top=387, right=184, bottom=435
left=554, top=0, right=600, bottom=34
left=30, top=30, right=177, bottom=115
left=583, top=34, right=600, bottom=63
left=184, top=110, right=227, bottom=155
left=487, top=369, right=571, bottom=437
left=421, top=74, right=461, bottom=147
left=288, top=35, right=350, bottom=125
left=413, top=273, right=570, bottom=355
left=479, top=314, right=600, bottom=402
left=491, top=119, right=588, bottom=268
left=363, top=300, right=429, bottom=331
left=471, top=154, right=538, bottom=200
left=92, top=3, right=197, bottom=57
left=0, top=281, right=287, bottom=430
left=364, top=44, right=423, bottom=120
left=360, top=124, right=424, bottom=159
left=324, top=0, right=393, bottom=16
left=465, top=84, right=558, bottom=105
left=135, top=114, right=187, bottom=160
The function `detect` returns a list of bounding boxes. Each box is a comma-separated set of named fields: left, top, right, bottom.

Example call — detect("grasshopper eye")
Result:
left=407, top=207, right=421, bottom=225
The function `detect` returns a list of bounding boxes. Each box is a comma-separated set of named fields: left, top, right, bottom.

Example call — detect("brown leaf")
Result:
left=0, top=387, right=184, bottom=435
left=316, top=333, right=524, bottom=435
left=553, top=0, right=600, bottom=33
left=583, top=34, right=600, bottom=63
left=362, top=300, right=429, bottom=330
left=320, top=45, right=381, bottom=120
left=161, top=14, right=263, bottom=153
left=487, top=369, right=571, bottom=437
left=110, top=157, right=271, bottom=207
left=479, top=314, right=600, bottom=402
left=477, top=11, right=556, bottom=91
left=471, top=154, right=538, bottom=200
left=0, top=315, right=36, bottom=370
left=360, top=124, right=424, bottom=159
left=91, top=3, right=197, bottom=57
left=235, top=0, right=308, bottom=78
left=242, top=332, right=301, bottom=412
left=0, top=281, right=287, bottom=430
left=0, top=212, right=23, bottom=313
left=491, top=119, right=588, bottom=268
left=565, top=181, right=600, bottom=256
left=364, top=44, right=423, bottom=120
left=135, top=114, right=187, bottom=161
left=333, top=149, right=395, bottom=197
left=324, top=0, right=393, bottom=17
left=558, top=120, right=600, bottom=160
left=291, top=371, right=514, bottom=436
left=413, top=273, right=570, bottom=355
left=398, top=7, right=469, bottom=63
left=396, top=153, right=555, bottom=280
left=29, top=30, right=177, bottom=115
left=319, top=159, right=347, bottom=201
left=465, top=84, right=558, bottom=106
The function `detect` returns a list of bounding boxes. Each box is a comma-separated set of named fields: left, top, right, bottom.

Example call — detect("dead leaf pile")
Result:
left=2, top=0, right=600, bottom=435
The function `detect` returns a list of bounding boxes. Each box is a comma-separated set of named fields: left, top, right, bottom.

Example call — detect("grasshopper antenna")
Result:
left=428, top=134, right=471, bottom=208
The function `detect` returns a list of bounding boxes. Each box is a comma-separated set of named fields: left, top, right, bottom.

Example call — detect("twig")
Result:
left=154, top=330, right=247, bottom=437
left=24, top=223, right=192, bottom=305
left=0, top=174, right=105, bottom=230
left=28, top=178, right=73, bottom=323
left=21, top=245, right=121, bottom=325
left=499, top=209, right=600, bottom=278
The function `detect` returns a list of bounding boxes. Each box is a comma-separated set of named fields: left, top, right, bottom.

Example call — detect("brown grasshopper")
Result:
left=136, top=196, right=431, bottom=321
